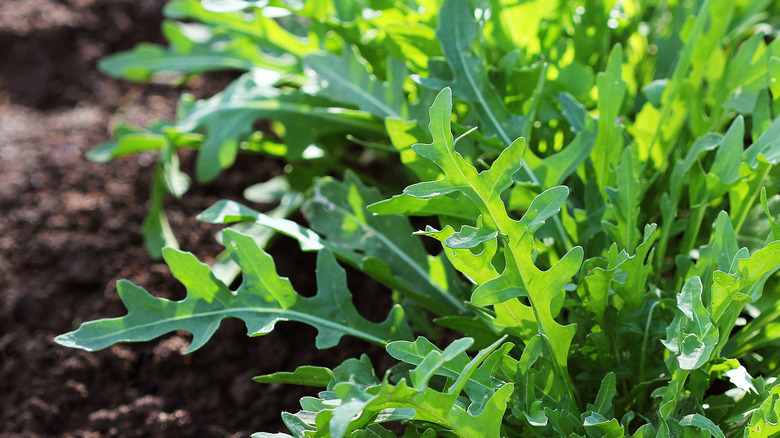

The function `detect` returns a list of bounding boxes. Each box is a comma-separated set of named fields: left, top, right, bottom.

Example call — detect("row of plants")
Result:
left=56, top=0, right=780, bottom=436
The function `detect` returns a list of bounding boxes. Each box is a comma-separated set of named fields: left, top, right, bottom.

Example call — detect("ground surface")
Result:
left=0, top=1, right=388, bottom=436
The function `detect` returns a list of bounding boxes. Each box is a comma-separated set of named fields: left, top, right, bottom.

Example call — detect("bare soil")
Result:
left=0, top=1, right=388, bottom=436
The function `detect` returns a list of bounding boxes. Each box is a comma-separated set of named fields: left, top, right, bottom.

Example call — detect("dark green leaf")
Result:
left=55, top=232, right=412, bottom=352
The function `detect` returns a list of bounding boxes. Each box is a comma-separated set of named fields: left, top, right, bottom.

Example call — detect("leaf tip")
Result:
left=434, top=87, right=453, bottom=105
left=53, top=332, right=82, bottom=350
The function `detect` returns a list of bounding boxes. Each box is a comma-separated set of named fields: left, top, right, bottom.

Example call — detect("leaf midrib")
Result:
left=68, top=306, right=389, bottom=348
left=453, top=21, right=511, bottom=146
left=121, top=55, right=256, bottom=72
left=177, top=100, right=385, bottom=134
left=310, top=57, right=402, bottom=119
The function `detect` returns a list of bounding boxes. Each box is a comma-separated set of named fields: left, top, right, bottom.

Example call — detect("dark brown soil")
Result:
left=0, top=1, right=389, bottom=436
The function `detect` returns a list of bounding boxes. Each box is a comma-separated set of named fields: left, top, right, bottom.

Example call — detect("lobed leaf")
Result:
left=397, top=88, right=583, bottom=379
left=55, top=230, right=412, bottom=352
left=200, top=175, right=468, bottom=316
left=661, top=276, right=718, bottom=371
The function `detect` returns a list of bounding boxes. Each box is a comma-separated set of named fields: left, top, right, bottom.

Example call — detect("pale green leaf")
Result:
left=383, top=117, right=440, bottom=181
left=402, top=88, right=582, bottom=373
left=445, top=221, right=500, bottom=249
left=679, top=414, right=725, bottom=438
left=415, top=225, right=499, bottom=286
left=661, top=276, right=718, bottom=370
left=583, top=412, right=624, bottom=438
left=588, top=372, right=617, bottom=417
left=201, top=0, right=268, bottom=13
left=386, top=23, right=441, bottom=72
left=745, top=385, right=780, bottom=437
left=613, top=223, right=658, bottom=311
left=164, top=0, right=315, bottom=58
left=253, top=366, right=334, bottom=387
left=197, top=200, right=325, bottom=251
left=98, top=41, right=255, bottom=82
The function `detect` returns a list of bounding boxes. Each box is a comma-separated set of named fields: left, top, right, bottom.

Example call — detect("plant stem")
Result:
left=733, top=164, right=772, bottom=235
left=680, top=204, right=707, bottom=258
left=637, top=300, right=660, bottom=413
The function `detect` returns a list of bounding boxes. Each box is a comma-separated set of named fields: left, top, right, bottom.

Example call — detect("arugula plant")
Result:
left=58, top=0, right=780, bottom=436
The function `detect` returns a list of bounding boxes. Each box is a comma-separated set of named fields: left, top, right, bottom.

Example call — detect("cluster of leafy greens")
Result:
left=56, top=0, right=780, bottom=436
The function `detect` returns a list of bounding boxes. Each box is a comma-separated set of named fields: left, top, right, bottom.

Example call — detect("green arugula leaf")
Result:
left=383, top=117, right=440, bottom=180
left=679, top=414, right=725, bottom=438
left=304, top=172, right=468, bottom=315
left=398, top=88, right=582, bottom=393
left=592, top=45, right=627, bottom=193
left=176, top=75, right=385, bottom=181
left=742, top=116, right=780, bottom=169
left=588, top=372, right=618, bottom=417
left=581, top=244, right=629, bottom=326
left=613, top=223, right=658, bottom=311
left=387, top=336, right=517, bottom=402
left=165, top=0, right=316, bottom=59
left=583, top=412, right=624, bottom=438
left=603, top=147, right=640, bottom=253
left=745, top=384, right=780, bottom=437
left=707, top=116, right=744, bottom=192
left=433, top=0, right=525, bottom=145
left=55, top=230, right=412, bottom=352
left=416, top=225, right=499, bottom=288
left=253, top=366, right=334, bottom=387
left=637, top=0, right=735, bottom=171
left=385, top=23, right=441, bottom=73
left=760, top=188, right=780, bottom=241
left=304, top=48, right=407, bottom=120
left=86, top=125, right=169, bottom=163
left=368, top=193, right=479, bottom=220
left=98, top=24, right=270, bottom=82
left=661, top=276, right=718, bottom=371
